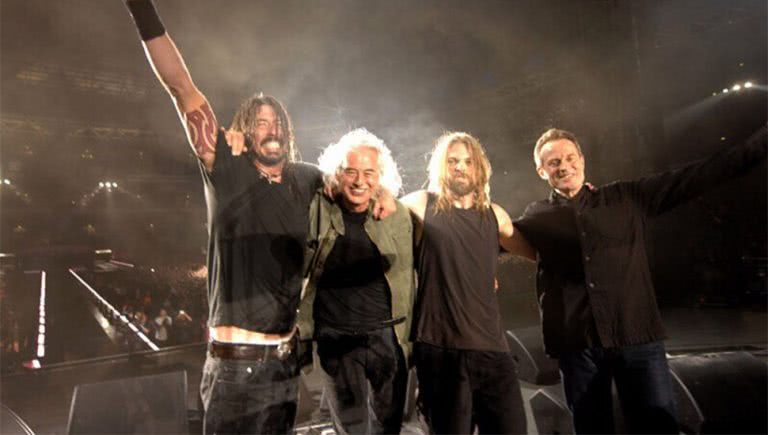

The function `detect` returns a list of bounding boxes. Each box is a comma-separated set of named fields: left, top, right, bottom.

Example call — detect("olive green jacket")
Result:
left=298, top=191, right=417, bottom=361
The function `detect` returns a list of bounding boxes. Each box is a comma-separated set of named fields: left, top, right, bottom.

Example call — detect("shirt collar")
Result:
left=548, top=183, right=595, bottom=205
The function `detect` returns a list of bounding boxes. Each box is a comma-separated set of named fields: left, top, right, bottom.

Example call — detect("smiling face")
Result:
left=337, top=147, right=381, bottom=213
left=537, top=138, right=586, bottom=198
left=248, top=104, right=286, bottom=166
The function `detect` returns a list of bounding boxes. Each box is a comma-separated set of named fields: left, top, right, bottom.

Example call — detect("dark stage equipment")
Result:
left=506, top=326, right=560, bottom=385
left=529, top=381, right=627, bottom=434
left=529, top=351, right=768, bottom=434
left=529, top=384, right=573, bottom=435
left=669, top=351, right=768, bottom=434
left=67, top=370, right=188, bottom=435
left=1, top=404, right=35, bottom=435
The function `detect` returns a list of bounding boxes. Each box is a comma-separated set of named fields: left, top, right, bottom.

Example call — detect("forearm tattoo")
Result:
left=186, top=102, right=217, bottom=156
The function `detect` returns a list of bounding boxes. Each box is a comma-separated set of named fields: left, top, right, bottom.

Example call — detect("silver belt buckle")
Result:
left=275, top=341, right=292, bottom=360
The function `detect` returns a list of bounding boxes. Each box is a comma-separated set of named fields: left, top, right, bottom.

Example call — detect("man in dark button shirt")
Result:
left=298, top=129, right=415, bottom=434
left=512, top=126, right=767, bottom=434
left=122, top=2, right=395, bottom=433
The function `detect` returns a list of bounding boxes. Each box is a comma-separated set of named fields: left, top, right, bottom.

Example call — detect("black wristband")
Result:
left=125, top=0, right=166, bottom=41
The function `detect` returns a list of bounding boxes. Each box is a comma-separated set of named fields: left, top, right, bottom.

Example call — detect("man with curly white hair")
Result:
left=298, top=128, right=416, bottom=434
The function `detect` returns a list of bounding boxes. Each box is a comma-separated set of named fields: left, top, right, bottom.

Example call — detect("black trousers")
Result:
left=316, top=326, right=408, bottom=435
left=414, top=342, right=527, bottom=435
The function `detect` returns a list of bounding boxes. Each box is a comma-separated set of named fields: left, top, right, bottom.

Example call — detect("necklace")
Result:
left=257, top=167, right=282, bottom=184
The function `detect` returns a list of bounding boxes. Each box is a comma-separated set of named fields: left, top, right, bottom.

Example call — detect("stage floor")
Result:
left=1, top=306, right=766, bottom=434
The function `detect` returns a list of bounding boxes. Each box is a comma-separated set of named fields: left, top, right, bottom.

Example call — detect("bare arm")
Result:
left=125, top=0, right=218, bottom=171
left=400, top=190, right=428, bottom=247
left=492, top=203, right=536, bottom=262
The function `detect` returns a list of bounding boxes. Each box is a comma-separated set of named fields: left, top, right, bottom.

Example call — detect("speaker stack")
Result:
left=669, top=351, right=767, bottom=434
left=506, top=326, right=570, bottom=434
left=67, top=371, right=189, bottom=435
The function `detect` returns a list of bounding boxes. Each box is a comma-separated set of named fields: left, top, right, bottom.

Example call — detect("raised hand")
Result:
left=222, top=128, right=249, bottom=156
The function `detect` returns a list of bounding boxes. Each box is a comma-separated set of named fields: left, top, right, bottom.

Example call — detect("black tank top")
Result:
left=413, top=194, right=509, bottom=352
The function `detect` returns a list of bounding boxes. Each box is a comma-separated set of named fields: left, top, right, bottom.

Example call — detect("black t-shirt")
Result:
left=202, top=131, right=322, bottom=333
left=314, top=207, right=392, bottom=332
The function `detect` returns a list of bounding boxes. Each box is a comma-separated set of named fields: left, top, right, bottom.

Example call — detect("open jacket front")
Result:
left=298, top=191, right=417, bottom=361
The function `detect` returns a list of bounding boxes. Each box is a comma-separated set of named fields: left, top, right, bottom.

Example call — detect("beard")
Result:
left=252, top=136, right=287, bottom=166
left=447, top=176, right=474, bottom=197
left=254, top=150, right=286, bottom=166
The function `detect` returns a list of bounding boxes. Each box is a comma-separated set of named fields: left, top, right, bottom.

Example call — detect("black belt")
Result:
left=315, top=316, right=406, bottom=335
left=208, top=338, right=294, bottom=362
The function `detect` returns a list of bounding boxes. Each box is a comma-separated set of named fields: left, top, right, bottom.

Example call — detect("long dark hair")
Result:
left=229, top=93, right=299, bottom=162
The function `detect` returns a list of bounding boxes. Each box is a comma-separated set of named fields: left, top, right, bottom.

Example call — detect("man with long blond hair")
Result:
left=401, top=131, right=534, bottom=434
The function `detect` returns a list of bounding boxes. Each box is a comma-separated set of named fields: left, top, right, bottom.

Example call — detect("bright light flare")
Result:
left=35, top=271, right=47, bottom=362
left=69, top=269, right=160, bottom=351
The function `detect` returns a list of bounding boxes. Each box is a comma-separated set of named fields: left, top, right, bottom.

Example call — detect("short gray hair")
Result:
left=533, top=128, right=583, bottom=168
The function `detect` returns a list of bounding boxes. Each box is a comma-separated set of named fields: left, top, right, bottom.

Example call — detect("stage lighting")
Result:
left=99, top=182, right=105, bottom=188
left=113, top=182, right=118, bottom=188
left=744, top=82, right=753, bottom=88
left=3, top=179, right=10, bottom=185
left=722, top=88, right=729, bottom=93
left=732, top=84, right=742, bottom=91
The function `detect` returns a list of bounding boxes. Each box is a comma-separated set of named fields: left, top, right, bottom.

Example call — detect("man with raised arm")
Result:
left=512, top=126, right=766, bottom=434
left=298, top=129, right=415, bottom=435
left=121, top=1, right=392, bottom=433
left=400, top=132, right=533, bottom=435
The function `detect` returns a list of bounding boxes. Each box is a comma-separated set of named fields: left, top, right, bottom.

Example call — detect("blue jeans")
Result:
left=558, top=341, right=678, bottom=434
left=200, top=343, right=299, bottom=434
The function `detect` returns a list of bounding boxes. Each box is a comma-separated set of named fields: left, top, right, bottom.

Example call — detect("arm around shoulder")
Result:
left=400, top=190, right=429, bottom=222
left=493, top=203, right=536, bottom=262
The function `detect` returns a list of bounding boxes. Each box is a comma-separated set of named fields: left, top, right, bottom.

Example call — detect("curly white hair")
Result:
left=317, top=128, right=403, bottom=196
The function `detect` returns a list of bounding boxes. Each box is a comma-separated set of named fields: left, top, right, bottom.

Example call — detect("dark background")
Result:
left=2, top=0, right=766, bottom=306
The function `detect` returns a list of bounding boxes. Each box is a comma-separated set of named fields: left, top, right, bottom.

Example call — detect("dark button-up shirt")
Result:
left=514, top=127, right=766, bottom=357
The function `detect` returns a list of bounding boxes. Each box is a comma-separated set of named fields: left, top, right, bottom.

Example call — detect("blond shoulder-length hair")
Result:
left=426, top=131, right=492, bottom=214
